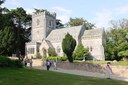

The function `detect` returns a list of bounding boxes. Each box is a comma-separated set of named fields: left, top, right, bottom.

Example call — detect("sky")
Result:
left=2, top=0, right=128, bottom=29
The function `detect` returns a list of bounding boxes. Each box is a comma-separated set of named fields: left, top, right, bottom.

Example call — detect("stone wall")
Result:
left=57, top=62, right=128, bottom=78
left=57, top=62, right=105, bottom=73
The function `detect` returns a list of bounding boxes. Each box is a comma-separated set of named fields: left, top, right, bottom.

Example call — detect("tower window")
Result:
left=49, top=20, right=53, bottom=27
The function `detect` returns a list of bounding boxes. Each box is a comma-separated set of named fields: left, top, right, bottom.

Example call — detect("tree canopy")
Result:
left=105, top=19, right=128, bottom=60
left=67, top=17, right=94, bottom=29
left=0, top=4, right=31, bottom=56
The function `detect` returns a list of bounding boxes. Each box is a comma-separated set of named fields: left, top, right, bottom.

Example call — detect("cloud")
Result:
left=52, top=6, right=72, bottom=14
left=92, top=5, right=128, bottom=29
left=51, top=6, right=72, bottom=24
left=25, top=8, right=34, bottom=14
left=10, top=0, right=20, bottom=6
left=115, top=6, right=128, bottom=14
left=93, top=9, right=113, bottom=28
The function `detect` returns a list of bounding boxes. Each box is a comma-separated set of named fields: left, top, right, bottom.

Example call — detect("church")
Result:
left=26, top=11, right=105, bottom=60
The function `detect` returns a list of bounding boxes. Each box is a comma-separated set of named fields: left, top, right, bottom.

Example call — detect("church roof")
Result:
left=82, top=28, right=104, bottom=39
left=45, top=40, right=54, bottom=48
left=46, top=25, right=84, bottom=43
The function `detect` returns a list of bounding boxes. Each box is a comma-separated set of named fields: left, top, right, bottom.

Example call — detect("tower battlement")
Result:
left=32, top=11, right=56, bottom=18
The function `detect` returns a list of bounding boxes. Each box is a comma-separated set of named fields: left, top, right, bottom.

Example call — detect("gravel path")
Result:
left=33, top=65, right=128, bottom=82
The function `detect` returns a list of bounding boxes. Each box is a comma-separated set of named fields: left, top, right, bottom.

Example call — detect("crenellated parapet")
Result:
left=32, top=10, right=56, bottom=18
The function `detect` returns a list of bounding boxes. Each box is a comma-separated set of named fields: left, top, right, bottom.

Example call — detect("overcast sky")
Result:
left=2, top=0, right=128, bottom=29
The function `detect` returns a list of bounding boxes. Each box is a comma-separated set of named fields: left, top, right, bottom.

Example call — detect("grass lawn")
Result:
left=0, top=68, right=127, bottom=85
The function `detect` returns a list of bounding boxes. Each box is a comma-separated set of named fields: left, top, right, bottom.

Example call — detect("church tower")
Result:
left=32, top=11, right=56, bottom=42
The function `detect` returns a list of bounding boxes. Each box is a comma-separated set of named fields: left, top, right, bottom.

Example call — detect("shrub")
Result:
left=59, top=56, right=67, bottom=61
left=73, top=43, right=89, bottom=60
left=48, top=47, right=57, bottom=56
left=42, top=56, right=67, bottom=61
left=0, top=56, right=10, bottom=67
left=0, top=55, right=23, bottom=68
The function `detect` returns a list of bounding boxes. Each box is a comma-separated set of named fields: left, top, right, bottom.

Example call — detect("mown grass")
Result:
left=0, top=68, right=127, bottom=85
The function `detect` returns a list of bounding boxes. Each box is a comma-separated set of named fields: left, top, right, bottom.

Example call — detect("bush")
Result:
left=0, top=56, right=10, bottom=67
left=42, top=56, right=67, bottom=61
left=59, top=56, right=67, bottom=61
left=73, top=43, right=89, bottom=60
left=48, top=48, right=57, bottom=56
left=0, top=55, right=23, bottom=68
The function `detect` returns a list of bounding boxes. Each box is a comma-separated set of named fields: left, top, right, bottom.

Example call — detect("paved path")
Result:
left=33, top=65, right=128, bottom=82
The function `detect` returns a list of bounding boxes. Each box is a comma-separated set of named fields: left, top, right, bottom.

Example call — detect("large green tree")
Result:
left=0, top=26, right=16, bottom=54
left=0, top=6, right=31, bottom=57
left=67, top=17, right=94, bottom=29
left=73, top=42, right=89, bottom=60
left=9, top=7, right=31, bottom=57
left=105, top=19, right=128, bottom=60
left=62, top=33, right=76, bottom=62
left=0, top=11, right=16, bottom=55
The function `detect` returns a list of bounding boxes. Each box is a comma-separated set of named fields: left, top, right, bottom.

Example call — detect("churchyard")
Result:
left=0, top=0, right=128, bottom=84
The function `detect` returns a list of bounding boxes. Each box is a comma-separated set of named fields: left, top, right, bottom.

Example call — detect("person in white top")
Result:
left=53, top=60, right=57, bottom=70
left=105, top=62, right=113, bottom=79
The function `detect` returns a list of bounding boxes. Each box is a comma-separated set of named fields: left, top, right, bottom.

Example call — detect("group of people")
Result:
left=46, top=59, right=57, bottom=71
left=22, top=56, right=113, bottom=79
left=23, top=56, right=33, bottom=68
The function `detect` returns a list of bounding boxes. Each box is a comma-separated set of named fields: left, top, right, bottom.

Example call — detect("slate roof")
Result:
left=46, top=25, right=84, bottom=43
left=82, top=28, right=104, bottom=39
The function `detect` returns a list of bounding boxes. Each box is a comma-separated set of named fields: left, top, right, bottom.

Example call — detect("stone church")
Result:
left=26, top=11, right=105, bottom=60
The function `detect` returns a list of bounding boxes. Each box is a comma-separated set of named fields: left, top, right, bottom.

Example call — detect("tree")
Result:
left=118, top=50, right=128, bottom=59
left=62, top=33, right=76, bottom=62
left=56, top=19, right=64, bottom=28
left=110, top=19, right=128, bottom=29
left=0, top=0, right=5, bottom=14
left=9, top=7, right=31, bottom=57
left=0, top=0, right=5, bottom=5
left=73, top=42, right=89, bottom=60
left=67, top=17, right=94, bottom=29
left=0, top=26, right=16, bottom=54
left=68, top=17, right=84, bottom=26
left=0, top=11, right=17, bottom=55
left=105, top=19, right=128, bottom=60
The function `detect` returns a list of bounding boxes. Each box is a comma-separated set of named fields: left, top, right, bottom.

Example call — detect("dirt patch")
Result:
left=111, top=66, right=128, bottom=77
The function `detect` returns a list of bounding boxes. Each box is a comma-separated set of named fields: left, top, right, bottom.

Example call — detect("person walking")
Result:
left=29, top=56, right=33, bottom=68
left=23, top=56, right=28, bottom=67
left=53, top=60, right=57, bottom=70
left=105, top=62, right=113, bottom=79
left=46, top=59, right=50, bottom=70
